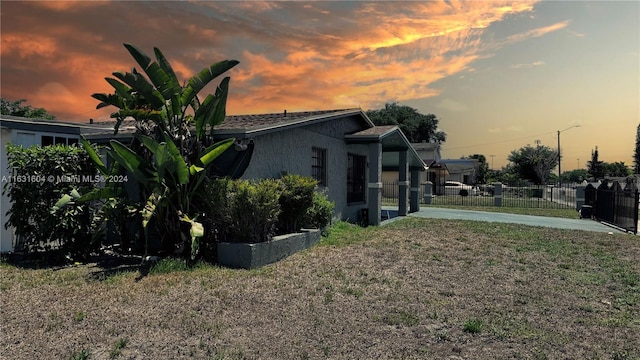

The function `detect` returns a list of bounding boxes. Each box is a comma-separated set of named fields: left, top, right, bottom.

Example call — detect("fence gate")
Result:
left=587, top=180, right=639, bottom=234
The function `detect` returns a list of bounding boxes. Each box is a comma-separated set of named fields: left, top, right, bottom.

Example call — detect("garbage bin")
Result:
left=579, top=205, right=593, bottom=219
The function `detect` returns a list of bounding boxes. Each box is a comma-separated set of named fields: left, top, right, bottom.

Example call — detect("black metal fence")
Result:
left=585, top=180, right=638, bottom=234
left=382, top=181, right=577, bottom=209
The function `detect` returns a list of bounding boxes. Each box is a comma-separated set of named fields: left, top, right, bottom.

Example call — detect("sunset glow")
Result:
left=1, top=1, right=638, bottom=169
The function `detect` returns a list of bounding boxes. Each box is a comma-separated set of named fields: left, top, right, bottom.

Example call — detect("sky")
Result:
left=1, top=1, right=638, bottom=171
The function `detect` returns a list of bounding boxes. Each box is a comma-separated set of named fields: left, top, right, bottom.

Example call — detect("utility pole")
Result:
left=558, top=124, right=581, bottom=186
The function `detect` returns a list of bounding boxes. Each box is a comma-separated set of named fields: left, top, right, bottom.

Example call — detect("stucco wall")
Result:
left=1, top=129, right=13, bottom=252
left=241, top=117, right=370, bottom=223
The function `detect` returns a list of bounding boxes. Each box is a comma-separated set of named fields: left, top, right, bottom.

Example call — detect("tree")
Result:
left=366, top=102, right=446, bottom=143
left=561, top=169, right=589, bottom=183
left=587, top=146, right=604, bottom=180
left=56, top=43, right=240, bottom=261
left=634, top=124, right=640, bottom=174
left=462, top=154, right=489, bottom=184
left=602, top=161, right=631, bottom=177
left=1, top=98, right=56, bottom=120
left=507, top=144, right=558, bottom=184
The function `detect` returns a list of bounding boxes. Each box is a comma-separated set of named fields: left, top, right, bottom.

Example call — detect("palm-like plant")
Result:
left=59, top=44, right=240, bottom=260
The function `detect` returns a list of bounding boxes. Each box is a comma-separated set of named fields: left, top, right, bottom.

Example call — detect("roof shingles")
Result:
left=90, top=108, right=360, bottom=135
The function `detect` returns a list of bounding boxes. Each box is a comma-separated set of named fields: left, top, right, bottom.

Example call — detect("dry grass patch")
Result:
left=1, top=218, right=639, bottom=359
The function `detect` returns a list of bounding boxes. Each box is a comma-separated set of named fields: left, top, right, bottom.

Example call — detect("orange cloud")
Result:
left=1, top=0, right=549, bottom=121
left=227, top=1, right=533, bottom=113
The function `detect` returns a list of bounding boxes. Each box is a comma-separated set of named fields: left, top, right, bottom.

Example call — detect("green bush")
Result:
left=276, top=174, right=317, bottom=234
left=229, top=179, right=281, bottom=243
left=202, top=175, right=327, bottom=247
left=3, top=144, right=99, bottom=261
left=202, top=178, right=281, bottom=245
left=303, top=191, right=335, bottom=230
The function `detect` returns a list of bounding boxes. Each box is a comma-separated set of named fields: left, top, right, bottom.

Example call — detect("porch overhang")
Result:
left=345, top=125, right=427, bottom=171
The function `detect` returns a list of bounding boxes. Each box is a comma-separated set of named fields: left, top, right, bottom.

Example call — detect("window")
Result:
left=41, top=136, right=54, bottom=146
left=347, top=153, right=366, bottom=203
left=311, top=147, right=327, bottom=186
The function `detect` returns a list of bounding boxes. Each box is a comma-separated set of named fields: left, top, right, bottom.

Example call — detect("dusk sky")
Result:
left=1, top=1, right=638, bottom=170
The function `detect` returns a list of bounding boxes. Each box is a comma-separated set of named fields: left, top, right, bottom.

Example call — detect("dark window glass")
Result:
left=55, top=137, right=66, bottom=145
left=41, top=136, right=54, bottom=146
left=67, top=138, right=79, bottom=146
left=347, top=153, right=366, bottom=203
left=312, top=147, right=327, bottom=186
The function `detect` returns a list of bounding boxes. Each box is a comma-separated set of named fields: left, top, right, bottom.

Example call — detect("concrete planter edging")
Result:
left=217, top=229, right=321, bottom=269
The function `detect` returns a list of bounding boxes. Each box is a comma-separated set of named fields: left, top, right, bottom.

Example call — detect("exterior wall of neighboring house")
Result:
left=240, top=117, right=370, bottom=222
left=0, top=117, right=86, bottom=253
left=440, top=159, right=479, bottom=184
left=382, top=142, right=441, bottom=196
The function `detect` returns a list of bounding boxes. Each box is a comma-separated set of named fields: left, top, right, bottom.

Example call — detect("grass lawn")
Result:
left=424, top=205, right=581, bottom=219
left=1, top=219, right=639, bottom=359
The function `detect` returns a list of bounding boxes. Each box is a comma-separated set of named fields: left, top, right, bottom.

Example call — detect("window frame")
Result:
left=311, top=147, right=327, bottom=187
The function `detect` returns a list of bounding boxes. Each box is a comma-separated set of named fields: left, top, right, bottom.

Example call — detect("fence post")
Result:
left=575, top=185, right=585, bottom=211
left=423, top=182, right=433, bottom=204
left=494, top=182, right=503, bottom=207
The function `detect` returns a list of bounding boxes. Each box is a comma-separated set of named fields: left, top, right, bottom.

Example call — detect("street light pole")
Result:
left=557, top=124, right=581, bottom=186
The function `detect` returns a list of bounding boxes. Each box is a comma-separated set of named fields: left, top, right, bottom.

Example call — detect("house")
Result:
left=86, top=109, right=427, bottom=226
left=0, top=115, right=108, bottom=252
left=382, top=141, right=448, bottom=196
left=1, top=109, right=427, bottom=253
left=439, top=158, right=479, bottom=184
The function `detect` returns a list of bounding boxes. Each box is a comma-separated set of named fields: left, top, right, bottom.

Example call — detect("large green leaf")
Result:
left=108, top=140, right=149, bottom=185
left=124, top=43, right=152, bottom=70
left=139, top=135, right=166, bottom=183
left=77, top=186, right=122, bottom=202
left=105, top=77, right=133, bottom=100
left=180, top=60, right=239, bottom=109
left=153, top=47, right=182, bottom=103
left=193, top=77, right=231, bottom=139
left=163, top=133, right=189, bottom=185
left=194, top=94, right=218, bottom=140
left=154, top=47, right=179, bottom=86
left=125, top=43, right=181, bottom=104
left=80, top=136, right=108, bottom=175
left=199, top=138, right=235, bottom=167
left=91, top=93, right=124, bottom=110
left=113, top=71, right=165, bottom=110
left=209, top=77, right=231, bottom=135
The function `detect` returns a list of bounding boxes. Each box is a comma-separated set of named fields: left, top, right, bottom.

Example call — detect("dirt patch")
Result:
left=1, top=218, right=639, bottom=359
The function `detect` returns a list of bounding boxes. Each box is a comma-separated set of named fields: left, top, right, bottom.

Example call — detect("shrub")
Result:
left=200, top=178, right=233, bottom=241
left=228, top=179, right=281, bottom=243
left=303, top=190, right=335, bottom=230
left=201, top=175, right=326, bottom=246
left=276, top=174, right=317, bottom=234
left=3, top=144, right=99, bottom=261
left=201, top=178, right=281, bottom=245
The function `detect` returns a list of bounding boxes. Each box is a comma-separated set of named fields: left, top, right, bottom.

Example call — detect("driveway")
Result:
left=381, top=206, right=626, bottom=234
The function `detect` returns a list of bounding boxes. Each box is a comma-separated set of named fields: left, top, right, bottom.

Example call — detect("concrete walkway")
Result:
left=381, top=206, right=626, bottom=234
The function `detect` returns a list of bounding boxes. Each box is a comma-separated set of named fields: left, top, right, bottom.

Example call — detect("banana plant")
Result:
left=56, top=44, right=241, bottom=260
left=91, top=43, right=238, bottom=148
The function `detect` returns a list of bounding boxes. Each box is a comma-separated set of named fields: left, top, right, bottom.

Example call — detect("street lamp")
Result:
left=557, top=124, right=581, bottom=186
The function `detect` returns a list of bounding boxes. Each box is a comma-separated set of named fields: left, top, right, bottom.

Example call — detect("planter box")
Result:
left=217, top=229, right=321, bottom=269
